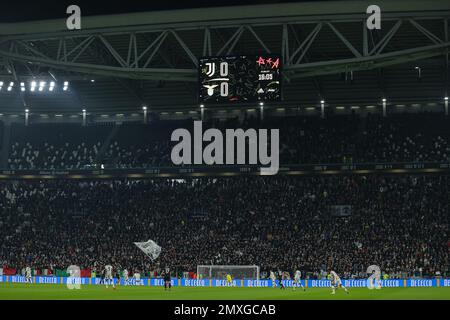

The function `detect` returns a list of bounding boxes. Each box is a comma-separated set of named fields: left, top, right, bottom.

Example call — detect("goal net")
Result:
left=197, top=265, right=260, bottom=281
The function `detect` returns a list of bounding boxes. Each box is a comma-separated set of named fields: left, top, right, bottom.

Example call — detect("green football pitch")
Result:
left=0, top=283, right=449, bottom=300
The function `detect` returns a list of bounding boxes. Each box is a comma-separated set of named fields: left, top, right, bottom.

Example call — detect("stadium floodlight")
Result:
left=30, top=81, right=36, bottom=92
left=142, top=106, right=147, bottom=111
left=320, top=100, right=326, bottom=118
left=25, top=109, right=29, bottom=113
left=382, top=98, right=387, bottom=102
left=259, top=102, right=264, bottom=106
left=200, top=104, right=204, bottom=108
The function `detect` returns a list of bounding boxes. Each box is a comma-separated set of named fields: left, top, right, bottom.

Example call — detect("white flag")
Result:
left=134, top=239, right=162, bottom=261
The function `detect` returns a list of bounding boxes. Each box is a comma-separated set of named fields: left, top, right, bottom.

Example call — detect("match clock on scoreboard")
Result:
left=199, top=55, right=282, bottom=103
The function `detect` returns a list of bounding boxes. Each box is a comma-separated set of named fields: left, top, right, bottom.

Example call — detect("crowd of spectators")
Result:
left=5, top=113, right=450, bottom=169
left=7, top=123, right=112, bottom=170
left=8, top=141, right=101, bottom=170
left=100, top=121, right=184, bottom=168
left=0, top=175, right=448, bottom=278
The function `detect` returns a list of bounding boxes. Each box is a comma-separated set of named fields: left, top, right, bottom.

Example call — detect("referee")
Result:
left=163, top=269, right=172, bottom=291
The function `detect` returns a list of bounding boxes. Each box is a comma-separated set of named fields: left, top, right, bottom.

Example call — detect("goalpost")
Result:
left=197, top=265, right=260, bottom=281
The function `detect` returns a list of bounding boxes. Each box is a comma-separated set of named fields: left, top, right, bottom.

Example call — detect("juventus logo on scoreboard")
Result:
left=203, top=61, right=230, bottom=97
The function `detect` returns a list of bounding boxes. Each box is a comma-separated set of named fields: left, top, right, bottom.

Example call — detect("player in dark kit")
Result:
left=163, top=270, right=172, bottom=291
left=278, top=272, right=285, bottom=290
left=99, top=269, right=105, bottom=285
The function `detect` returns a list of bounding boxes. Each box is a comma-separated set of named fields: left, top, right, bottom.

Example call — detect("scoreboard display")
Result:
left=199, top=55, right=281, bottom=103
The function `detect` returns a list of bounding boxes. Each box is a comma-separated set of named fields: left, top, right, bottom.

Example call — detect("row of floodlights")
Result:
left=200, top=97, right=449, bottom=109
left=0, top=81, right=69, bottom=92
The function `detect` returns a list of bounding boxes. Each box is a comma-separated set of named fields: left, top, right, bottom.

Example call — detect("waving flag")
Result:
left=134, top=239, right=162, bottom=261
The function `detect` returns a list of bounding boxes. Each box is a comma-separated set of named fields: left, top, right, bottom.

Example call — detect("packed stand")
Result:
left=101, top=121, right=188, bottom=168
left=6, top=113, right=450, bottom=170
left=0, top=175, right=448, bottom=278
left=357, top=113, right=450, bottom=162
left=8, top=123, right=113, bottom=170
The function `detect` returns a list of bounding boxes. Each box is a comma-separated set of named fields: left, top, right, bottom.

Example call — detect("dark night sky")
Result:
left=0, top=0, right=338, bottom=22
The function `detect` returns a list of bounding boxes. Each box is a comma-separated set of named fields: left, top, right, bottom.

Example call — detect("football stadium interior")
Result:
left=0, top=0, right=449, bottom=300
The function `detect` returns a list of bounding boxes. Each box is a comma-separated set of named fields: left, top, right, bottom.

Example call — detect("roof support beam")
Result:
left=7, top=59, right=28, bottom=107
left=445, top=18, right=449, bottom=96
left=369, top=20, right=402, bottom=56
left=131, top=31, right=167, bottom=68
left=409, top=19, right=443, bottom=44
left=142, top=32, right=168, bottom=69
left=98, top=35, right=128, bottom=67
left=1, top=15, right=449, bottom=85
left=290, top=23, right=322, bottom=65
left=170, top=30, right=198, bottom=67
left=60, top=36, right=94, bottom=62
left=363, top=19, right=369, bottom=56
left=282, top=24, right=290, bottom=64
left=0, top=49, right=197, bottom=81
left=203, top=28, right=212, bottom=56
left=216, top=26, right=244, bottom=56
left=126, top=33, right=135, bottom=66
left=327, top=22, right=362, bottom=57
left=63, top=39, right=67, bottom=62
left=287, top=42, right=450, bottom=78
left=16, top=40, right=50, bottom=59
left=246, top=26, right=271, bottom=53
left=70, top=37, right=96, bottom=63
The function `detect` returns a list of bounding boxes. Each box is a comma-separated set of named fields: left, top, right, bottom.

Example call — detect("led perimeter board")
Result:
left=199, top=55, right=281, bottom=103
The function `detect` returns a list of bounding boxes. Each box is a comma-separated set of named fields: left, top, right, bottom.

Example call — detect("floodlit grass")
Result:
left=0, top=283, right=449, bottom=300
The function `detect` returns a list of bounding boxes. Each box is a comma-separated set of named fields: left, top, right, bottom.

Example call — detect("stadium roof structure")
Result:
left=0, top=0, right=449, bottom=114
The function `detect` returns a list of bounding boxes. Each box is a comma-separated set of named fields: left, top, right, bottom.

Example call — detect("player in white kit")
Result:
left=330, top=270, right=349, bottom=294
left=134, top=272, right=141, bottom=285
left=25, top=266, right=32, bottom=284
left=293, top=270, right=306, bottom=291
left=270, top=271, right=277, bottom=288
left=123, top=269, right=129, bottom=286
left=104, top=264, right=116, bottom=289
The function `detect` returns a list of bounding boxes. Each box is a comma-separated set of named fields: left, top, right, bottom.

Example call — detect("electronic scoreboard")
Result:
left=199, top=55, right=281, bottom=103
